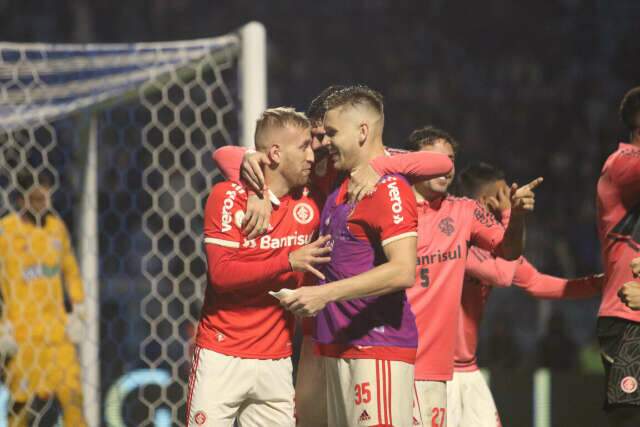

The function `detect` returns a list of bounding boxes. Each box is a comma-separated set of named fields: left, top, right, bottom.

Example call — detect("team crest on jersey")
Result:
left=621, top=376, right=638, bottom=394
left=293, top=203, right=314, bottom=225
left=194, top=411, right=207, bottom=425
left=438, top=217, right=455, bottom=236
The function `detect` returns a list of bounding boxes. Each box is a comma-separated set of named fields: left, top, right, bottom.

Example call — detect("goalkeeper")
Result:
left=0, top=170, right=87, bottom=427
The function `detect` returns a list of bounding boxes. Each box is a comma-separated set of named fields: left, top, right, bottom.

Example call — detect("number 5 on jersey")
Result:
left=420, top=267, right=430, bottom=288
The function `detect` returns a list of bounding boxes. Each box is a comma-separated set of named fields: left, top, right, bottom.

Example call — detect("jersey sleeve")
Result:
left=369, top=151, right=453, bottom=182
left=358, top=176, right=418, bottom=246
left=205, top=245, right=291, bottom=293
left=609, top=147, right=640, bottom=191
left=203, top=181, right=291, bottom=293
left=465, top=246, right=517, bottom=288
left=211, top=145, right=246, bottom=182
left=60, top=221, right=84, bottom=304
left=203, top=181, right=247, bottom=248
left=513, top=258, right=602, bottom=299
left=469, top=200, right=506, bottom=253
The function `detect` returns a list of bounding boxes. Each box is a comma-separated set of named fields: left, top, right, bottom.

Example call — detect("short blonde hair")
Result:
left=254, top=107, right=310, bottom=150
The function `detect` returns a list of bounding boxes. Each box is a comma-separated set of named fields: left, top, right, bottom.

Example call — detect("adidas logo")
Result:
left=413, top=416, right=421, bottom=425
left=358, top=410, right=371, bottom=423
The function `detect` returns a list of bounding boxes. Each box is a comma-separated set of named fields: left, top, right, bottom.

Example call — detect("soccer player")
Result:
left=279, top=85, right=421, bottom=426
left=448, top=162, right=604, bottom=427
left=186, top=107, right=331, bottom=427
left=0, top=169, right=87, bottom=427
left=405, top=127, right=542, bottom=427
left=595, top=87, right=640, bottom=426
left=211, top=86, right=453, bottom=427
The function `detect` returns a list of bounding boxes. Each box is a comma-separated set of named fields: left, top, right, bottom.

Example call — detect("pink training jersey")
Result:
left=597, top=142, right=640, bottom=322
left=455, top=247, right=603, bottom=372
left=406, top=196, right=506, bottom=381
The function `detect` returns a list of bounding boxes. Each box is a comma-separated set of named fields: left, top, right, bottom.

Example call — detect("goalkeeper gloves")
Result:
left=66, top=303, right=86, bottom=344
left=0, top=322, right=17, bottom=357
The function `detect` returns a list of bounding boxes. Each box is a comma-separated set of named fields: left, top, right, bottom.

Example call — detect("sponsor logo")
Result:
left=438, top=217, right=455, bottom=236
left=621, top=376, right=638, bottom=394
left=194, top=411, right=207, bottom=425
left=293, top=202, right=314, bottom=225
left=258, top=232, right=313, bottom=250
left=242, top=233, right=314, bottom=250
left=417, top=244, right=463, bottom=266
left=386, top=179, right=405, bottom=224
left=221, top=187, right=240, bottom=233
left=22, top=264, right=60, bottom=281
left=358, top=410, right=371, bottom=423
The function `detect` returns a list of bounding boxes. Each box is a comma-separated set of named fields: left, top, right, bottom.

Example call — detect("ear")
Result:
left=358, top=122, right=369, bottom=146
left=268, top=144, right=281, bottom=165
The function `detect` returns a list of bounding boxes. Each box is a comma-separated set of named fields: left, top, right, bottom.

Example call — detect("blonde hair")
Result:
left=254, top=107, right=310, bottom=150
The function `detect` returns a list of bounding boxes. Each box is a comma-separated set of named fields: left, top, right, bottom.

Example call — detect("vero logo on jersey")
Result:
left=220, top=183, right=245, bottom=232
left=386, top=179, right=404, bottom=224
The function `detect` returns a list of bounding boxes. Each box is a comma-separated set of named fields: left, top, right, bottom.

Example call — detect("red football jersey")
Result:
left=196, top=181, right=320, bottom=359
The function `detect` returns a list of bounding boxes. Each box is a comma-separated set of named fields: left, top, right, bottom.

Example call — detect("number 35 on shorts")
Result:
left=355, top=382, right=372, bottom=405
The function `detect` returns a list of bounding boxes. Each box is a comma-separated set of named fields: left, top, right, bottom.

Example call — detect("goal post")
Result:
left=0, top=21, right=266, bottom=426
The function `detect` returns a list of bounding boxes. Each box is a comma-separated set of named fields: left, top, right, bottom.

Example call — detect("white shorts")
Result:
left=446, top=370, right=501, bottom=427
left=324, top=356, right=414, bottom=427
left=413, top=380, right=447, bottom=427
left=186, top=346, right=295, bottom=427
left=295, top=336, right=328, bottom=426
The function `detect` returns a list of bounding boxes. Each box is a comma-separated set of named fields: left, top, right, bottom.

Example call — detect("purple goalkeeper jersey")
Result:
left=313, top=177, right=418, bottom=354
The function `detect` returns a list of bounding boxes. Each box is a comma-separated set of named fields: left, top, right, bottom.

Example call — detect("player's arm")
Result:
left=279, top=236, right=416, bottom=317
left=204, top=183, right=330, bottom=293
left=349, top=151, right=453, bottom=201
left=465, top=246, right=518, bottom=288
left=370, top=150, right=453, bottom=180
left=280, top=177, right=418, bottom=316
left=474, top=178, right=542, bottom=260
left=514, top=258, right=602, bottom=299
left=60, top=221, right=84, bottom=304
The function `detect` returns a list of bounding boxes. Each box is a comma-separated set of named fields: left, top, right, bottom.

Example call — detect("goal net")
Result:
left=0, top=22, right=265, bottom=427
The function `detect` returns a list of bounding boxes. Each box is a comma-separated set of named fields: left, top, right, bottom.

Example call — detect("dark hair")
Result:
left=407, top=126, right=459, bottom=154
left=323, top=85, right=384, bottom=116
left=16, top=169, right=54, bottom=194
left=306, top=85, right=346, bottom=123
left=456, top=162, right=505, bottom=198
left=620, top=86, right=640, bottom=132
